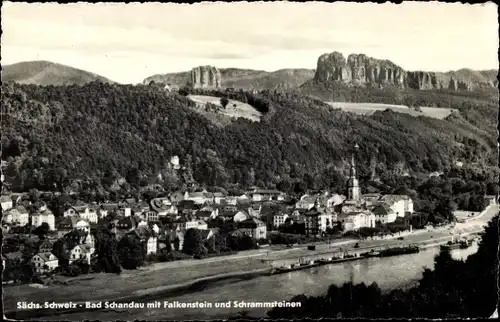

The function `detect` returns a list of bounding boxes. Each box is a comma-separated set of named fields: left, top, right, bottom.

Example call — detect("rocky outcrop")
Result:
left=315, top=52, right=406, bottom=88
left=314, top=52, right=497, bottom=91
left=188, top=65, right=222, bottom=89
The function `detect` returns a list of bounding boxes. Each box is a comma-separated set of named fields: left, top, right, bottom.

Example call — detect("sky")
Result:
left=1, top=1, right=498, bottom=84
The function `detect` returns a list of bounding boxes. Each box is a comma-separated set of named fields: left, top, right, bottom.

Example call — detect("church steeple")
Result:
left=347, top=143, right=361, bottom=201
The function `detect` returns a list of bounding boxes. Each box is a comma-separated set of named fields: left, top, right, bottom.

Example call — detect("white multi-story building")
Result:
left=31, top=210, right=56, bottom=231
left=8, top=206, right=29, bottom=226
left=64, top=206, right=98, bottom=223
left=379, top=195, right=414, bottom=217
left=372, top=204, right=397, bottom=224
left=338, top=211, right=376, bottom=233
left=304, top=207, right=336, bottom=236
left=1, top=195, right=13, bottom=211
left=31, top=252, right=59, bottom=274
left=273, top=213, right=289, bottom=228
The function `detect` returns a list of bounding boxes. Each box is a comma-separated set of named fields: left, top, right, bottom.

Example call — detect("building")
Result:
left=379, top=195, right=414, bottom=217
left=1, top=195, right=13, bottom=211
left=347, top=143, right=361, bottom=202
left=57, top=217, right=91, bottom=237
left=238, top=217, right=267, bottom=240
left=338, top=211, right=376, bottom=233
left=197, top=220, right=208, bottom=230
left=273, top=213, right=289, bottom=228
left=170, top=155, right=181, bottom=170
left=8, top=206, right=30, bottom=226
left=64, top=206, right=99, bottom=223
left=128, top=226, right=158, bottom=255
left=295, top=196, right=316, bottom=210
left=69, top=244, right=94, bottom=265
left=485, top=195, right=498, bottom=206
left=372, top=204, right=397, bottom=224
left=184, top=190, right=211, bottom=205
left=304, top=205, right=336, bottom=236
left=31, top=210, right=56, bottom=231
left=247, top=189, right=286, bottom=202
left=233, top=211, right=249, bottom=223
left=362, top=193, right=382, bottom=207
left=195, top=208, right=219, bottom=220
left=38, top=240, right=54, bottom=253
left=31, top=252, right=59, bottom=274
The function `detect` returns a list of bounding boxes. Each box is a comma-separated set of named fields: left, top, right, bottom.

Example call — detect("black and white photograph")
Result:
left=1, top=1, right=499, bottom=320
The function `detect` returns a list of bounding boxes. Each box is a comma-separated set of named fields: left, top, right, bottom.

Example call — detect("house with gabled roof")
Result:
left=6, top=206, right=29, bottom=226
left=64, top=205, right=98, bottom=223
left=372, top=204, right=397, bottom=224
left=57, top=216, right=90, bottom=238
left=233, top=210, right=249, bottom=223
left=69, top=244, right=94, bottom=265
left=238, top=217, right=267, bottom=239
left=127, top=226, right=158, bottom=255
left=378, top=195, right=414, bottom=217
left=1, top=195, right=13, bottom=211
left=38, top=240, right=54, bottom=254
left=31, top=252, right=59, bottom=274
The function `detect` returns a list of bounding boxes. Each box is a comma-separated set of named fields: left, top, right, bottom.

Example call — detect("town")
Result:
left=2, top=145, right=495, bottom=283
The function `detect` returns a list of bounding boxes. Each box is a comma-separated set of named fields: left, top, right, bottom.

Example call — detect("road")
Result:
left=143, top=204, right=498, bottom=270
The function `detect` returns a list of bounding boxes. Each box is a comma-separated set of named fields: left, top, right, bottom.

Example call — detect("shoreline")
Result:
left=7, top=204, right=496, bottom=321
left=4, top=237, right=471, bottom=320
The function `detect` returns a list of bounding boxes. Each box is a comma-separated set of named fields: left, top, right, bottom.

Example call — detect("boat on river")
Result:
left=378, top=245, right=420, bottom=257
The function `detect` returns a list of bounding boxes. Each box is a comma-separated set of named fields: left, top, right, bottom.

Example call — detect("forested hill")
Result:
left=1, top=81, right=497, bottom=196
left=2, top=61, right=114, bottom=86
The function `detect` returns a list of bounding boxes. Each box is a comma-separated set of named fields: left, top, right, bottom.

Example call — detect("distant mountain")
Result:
left=143, top=68, right=315, bottom=90
left=2, top=61, right=114, bottom=86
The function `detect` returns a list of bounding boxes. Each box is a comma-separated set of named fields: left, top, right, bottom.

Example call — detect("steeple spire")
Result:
left=347, top=143, right=361, bottom=201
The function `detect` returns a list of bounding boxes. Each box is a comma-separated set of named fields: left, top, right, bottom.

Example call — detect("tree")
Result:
left=220, top=97, right=229, bottom=108
left=118, top=233, right=145, bottom=269
left=33, top=223, right=50, bottom=239
left=93, top=225, right=121, bottom=274
left=183, top=228, right=204, bottom=256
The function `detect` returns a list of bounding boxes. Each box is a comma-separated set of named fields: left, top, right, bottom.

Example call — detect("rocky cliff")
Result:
left=314, top=52, right=497, bottom=91
left=188, top=65, right=222, bottom=89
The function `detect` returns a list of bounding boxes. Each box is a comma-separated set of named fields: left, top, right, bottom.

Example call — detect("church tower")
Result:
left=347, top=143, right=361, bottom=201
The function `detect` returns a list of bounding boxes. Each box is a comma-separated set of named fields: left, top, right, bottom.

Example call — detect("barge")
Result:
left=376, top=245, right=420, bottom=257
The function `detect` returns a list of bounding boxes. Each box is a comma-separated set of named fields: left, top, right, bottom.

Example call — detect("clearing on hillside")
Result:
left=187, top=95, right=262, bottom=124
left=326, top=102, right=458, bottom=119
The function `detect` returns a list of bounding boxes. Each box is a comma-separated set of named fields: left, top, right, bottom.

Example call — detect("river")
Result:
left=52, top=242, right=478, bottom=320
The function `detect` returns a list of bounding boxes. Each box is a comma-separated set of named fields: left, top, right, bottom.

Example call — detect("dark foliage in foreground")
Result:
left=267, top=214, right=499, bottom=319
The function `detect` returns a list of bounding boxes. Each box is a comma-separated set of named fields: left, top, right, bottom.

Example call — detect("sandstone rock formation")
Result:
left=314, top=52, right=497, bottom=91
left=189, top=65, right=222, bottom=89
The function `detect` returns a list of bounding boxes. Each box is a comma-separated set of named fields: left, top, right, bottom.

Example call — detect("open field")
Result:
left=187, top=95, right=262, bottom=123
left=326, top=102, right=458, bottom=119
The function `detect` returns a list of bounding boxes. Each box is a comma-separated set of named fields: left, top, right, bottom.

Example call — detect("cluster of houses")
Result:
left=1, top=146, right=423, bottom=274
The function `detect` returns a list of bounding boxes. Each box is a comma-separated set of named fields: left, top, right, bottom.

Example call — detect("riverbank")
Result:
left=1, top=235, right=473, bottom=320
left=5, top=267, right=272, bottom=320
left=5, top=205, right=497, bottom=320
left=6, top=240, right=481, bottom=321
